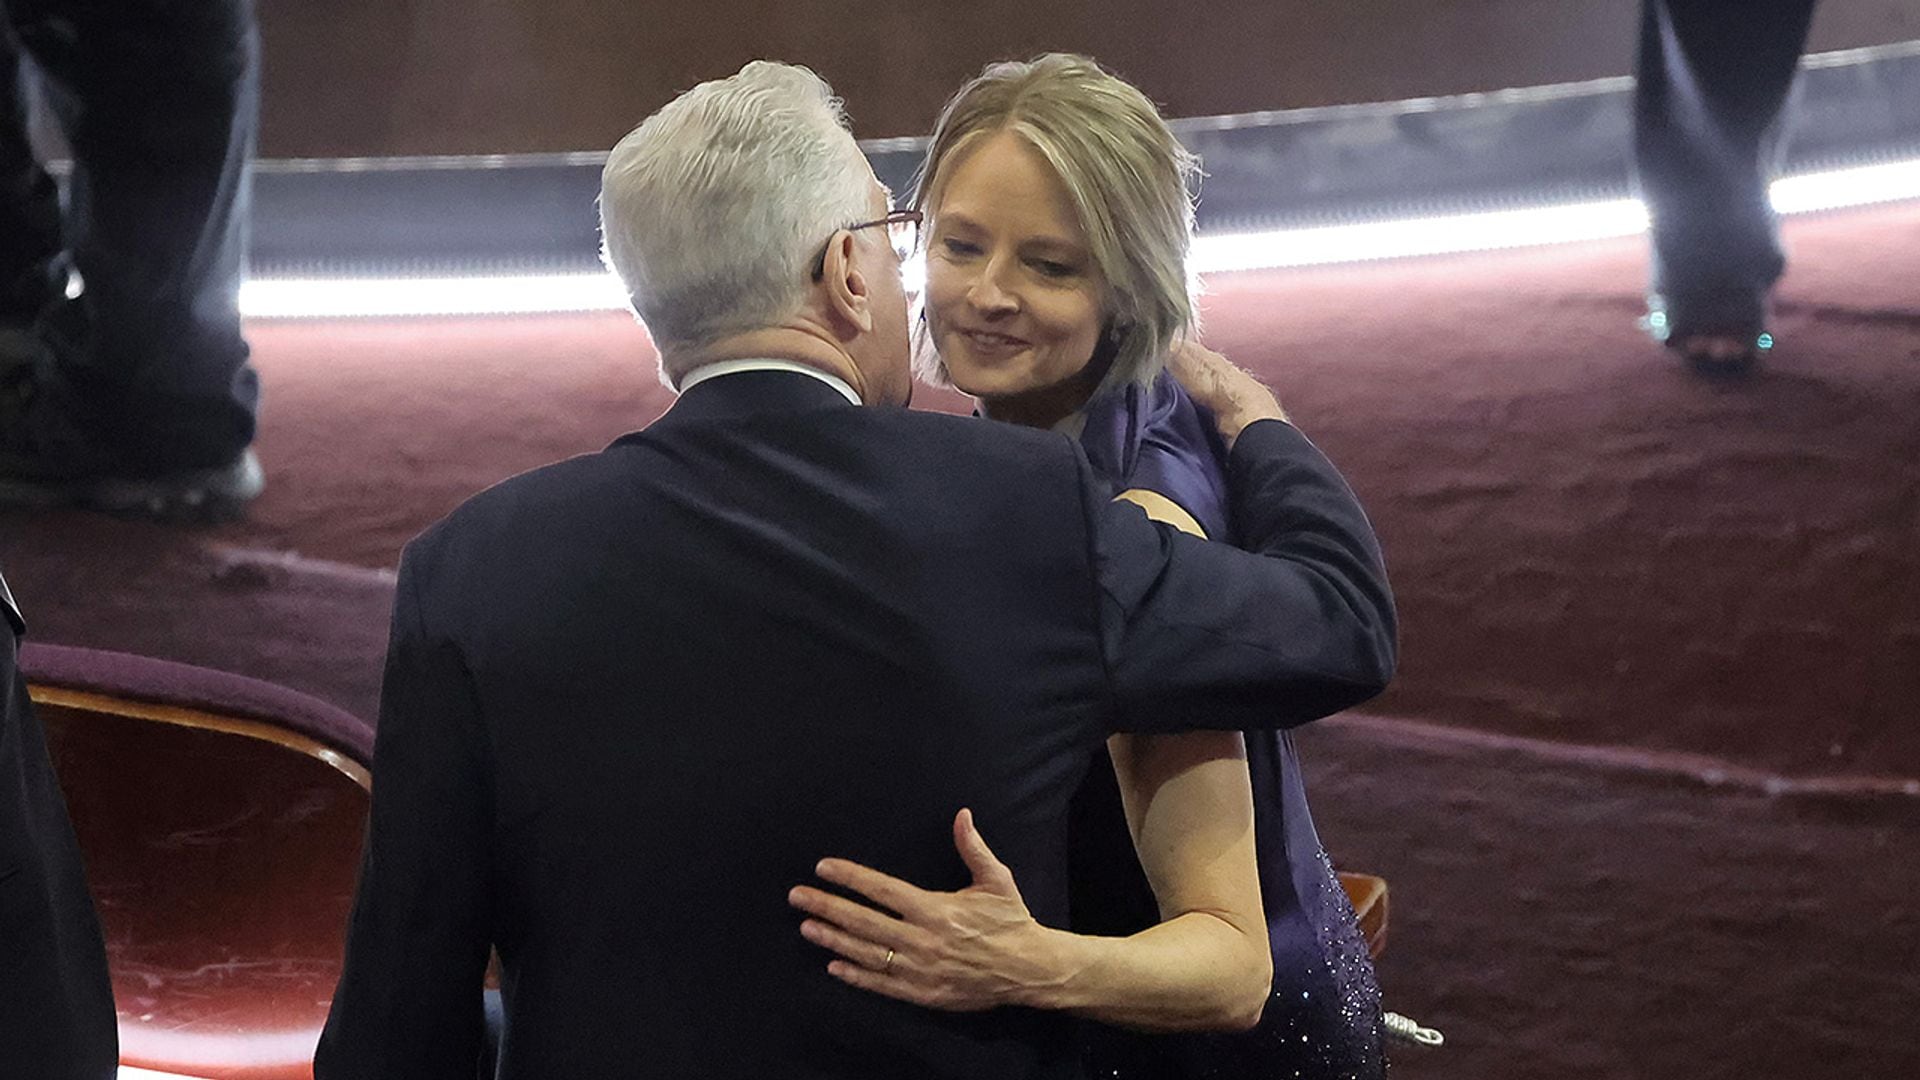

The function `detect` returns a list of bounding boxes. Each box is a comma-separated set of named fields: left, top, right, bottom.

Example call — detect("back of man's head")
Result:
left=600, top=62, right=875, bottom=384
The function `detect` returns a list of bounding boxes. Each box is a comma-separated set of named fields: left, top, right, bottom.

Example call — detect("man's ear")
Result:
left=819, top=231, right=874, bottom=337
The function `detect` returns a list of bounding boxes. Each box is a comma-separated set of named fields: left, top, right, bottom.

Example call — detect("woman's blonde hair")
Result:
left=911, top=53, right=1200, bottom=394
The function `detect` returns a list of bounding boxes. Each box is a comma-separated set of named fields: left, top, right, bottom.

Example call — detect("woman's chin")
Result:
left=953, top=363, right=1103, bottom=411
left=945, top=364, right=1030, bottom=402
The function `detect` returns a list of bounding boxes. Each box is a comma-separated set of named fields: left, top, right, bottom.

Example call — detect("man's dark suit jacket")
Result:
left=0, top=571, right=118, bottom=1080
left=315, top=370, right=1395, bottom=1080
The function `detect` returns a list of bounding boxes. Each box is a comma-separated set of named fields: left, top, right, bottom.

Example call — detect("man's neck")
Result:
left=671, top=327, right=868, bottom=403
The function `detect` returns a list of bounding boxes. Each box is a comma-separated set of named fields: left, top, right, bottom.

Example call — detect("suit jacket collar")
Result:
left=1, top=569, right=21, bottom=636
left=636, top=368, right=860, bottom=435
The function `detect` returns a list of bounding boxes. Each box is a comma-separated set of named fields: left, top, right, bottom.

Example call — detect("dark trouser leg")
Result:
left=1634, top=0, right=1819, bottom=331
left=8, top=0, right=259, bottom=469
left=0, top=9, right=67, bottom=322
left=0, top=631, right=119, bottom=1080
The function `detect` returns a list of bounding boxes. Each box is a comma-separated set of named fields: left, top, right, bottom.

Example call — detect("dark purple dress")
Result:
left=1069, top=372, right=1385, bottom=1080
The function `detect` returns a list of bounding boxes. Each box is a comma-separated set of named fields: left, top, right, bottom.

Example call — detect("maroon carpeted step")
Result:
left=1, top=513, right=395, bottom=720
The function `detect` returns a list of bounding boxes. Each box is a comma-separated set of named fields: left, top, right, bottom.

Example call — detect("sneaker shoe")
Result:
left=0, top=326, right=263, bottom=522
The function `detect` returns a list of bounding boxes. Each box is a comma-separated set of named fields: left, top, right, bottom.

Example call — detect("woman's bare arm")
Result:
left=787, top=739, right=1269, bottom=1033
left=786, top=489, right=1271, bottom=1032
left=1038, top=729, right=1269, bottom=1030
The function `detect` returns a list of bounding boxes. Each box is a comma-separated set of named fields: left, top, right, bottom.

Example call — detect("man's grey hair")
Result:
left=600, top=61, right=875, bottom=384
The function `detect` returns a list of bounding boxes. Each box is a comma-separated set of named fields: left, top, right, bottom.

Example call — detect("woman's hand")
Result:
left=788, top=808, right=1069, bottom=1011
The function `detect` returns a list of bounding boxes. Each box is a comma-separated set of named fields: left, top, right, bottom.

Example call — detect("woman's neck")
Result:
left=976, top=364, right=1106, bottom=430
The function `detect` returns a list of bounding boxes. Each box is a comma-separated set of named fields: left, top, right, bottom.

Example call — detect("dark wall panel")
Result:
left=258, top=0, right=1920, bottom=158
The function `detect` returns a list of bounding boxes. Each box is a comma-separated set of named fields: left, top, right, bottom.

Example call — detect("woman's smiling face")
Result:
left=924, top=130, right=1109, bottom=425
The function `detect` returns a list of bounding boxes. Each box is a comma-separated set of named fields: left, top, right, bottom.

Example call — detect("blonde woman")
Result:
left=804, top=55, right=1388, bottom=1079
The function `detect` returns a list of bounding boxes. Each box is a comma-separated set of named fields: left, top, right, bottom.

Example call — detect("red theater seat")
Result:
left=22, top=644, right=373, bottom=1080
left=1338, top=871, right=1390, bottom=959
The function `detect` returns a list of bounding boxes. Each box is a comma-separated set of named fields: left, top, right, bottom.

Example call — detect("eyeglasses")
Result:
left=811, top=209, right=923, bottom=280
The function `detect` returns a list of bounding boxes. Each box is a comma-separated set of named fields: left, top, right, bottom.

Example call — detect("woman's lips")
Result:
left=957, top=328, right=1031, bottom=354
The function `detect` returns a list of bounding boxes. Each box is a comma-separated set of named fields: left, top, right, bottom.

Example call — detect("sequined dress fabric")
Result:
left=1070, top=373, right=1385, bottom=1080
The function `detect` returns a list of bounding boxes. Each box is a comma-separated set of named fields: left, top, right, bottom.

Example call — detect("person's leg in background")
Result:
left=0, top=10, right=67, bottom=332
left=1634, top=0, right=1820, bottom=374
left=0, top=0, right=261, bottom=518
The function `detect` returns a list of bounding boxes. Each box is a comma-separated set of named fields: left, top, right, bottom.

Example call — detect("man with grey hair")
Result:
left=599, top=61, right=912, bottom=403
left=317, top=61, right=1393, bottom=1080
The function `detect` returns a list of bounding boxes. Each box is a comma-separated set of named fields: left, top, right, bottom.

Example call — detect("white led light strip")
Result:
left=239, top=157, right=1920, bottom=320
left=242, top=271, right=630, bottom=319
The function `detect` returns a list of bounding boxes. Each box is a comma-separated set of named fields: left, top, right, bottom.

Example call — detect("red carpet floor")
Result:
left=5, top=200, right=1918, bottom=1079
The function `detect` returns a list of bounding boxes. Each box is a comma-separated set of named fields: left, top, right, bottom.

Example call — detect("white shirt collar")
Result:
left=676, top=359, right=862, bottom=406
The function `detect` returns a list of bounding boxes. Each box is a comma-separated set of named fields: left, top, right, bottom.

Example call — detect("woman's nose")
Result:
left=967, top=258, right=1019, bottom=315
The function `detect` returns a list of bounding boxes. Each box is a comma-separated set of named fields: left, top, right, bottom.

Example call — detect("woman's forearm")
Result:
left=1023, top=908, right=1271, bottom=1031
left=1018, top=729, right=1272, bottom=1032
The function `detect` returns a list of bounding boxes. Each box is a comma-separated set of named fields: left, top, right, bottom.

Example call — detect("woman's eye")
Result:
left=1032, top=259, right=1076, bottom=278
left=941, top=238, right=981, bottom=257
